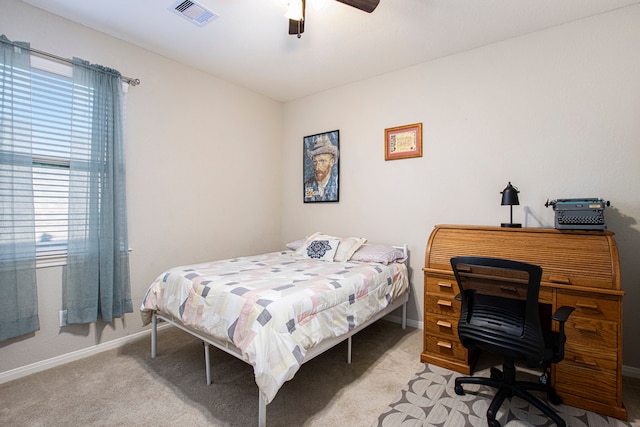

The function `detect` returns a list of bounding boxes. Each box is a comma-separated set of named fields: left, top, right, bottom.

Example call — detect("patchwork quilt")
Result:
left=140, top=250, right=409, bottom=403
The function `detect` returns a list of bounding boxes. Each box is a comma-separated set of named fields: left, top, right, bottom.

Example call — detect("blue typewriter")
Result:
left=545, top=198, right=610, bottom=230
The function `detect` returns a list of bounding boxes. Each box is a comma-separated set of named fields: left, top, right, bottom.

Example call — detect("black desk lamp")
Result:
left=501, top=182, right=521, bottom=228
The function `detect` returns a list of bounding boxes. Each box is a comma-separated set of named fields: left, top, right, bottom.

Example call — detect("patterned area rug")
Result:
left=375, top=363, right=631, bottom=427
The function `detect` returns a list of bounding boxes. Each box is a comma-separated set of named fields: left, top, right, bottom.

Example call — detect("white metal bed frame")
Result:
left=149, top=245, right=410, bottom=427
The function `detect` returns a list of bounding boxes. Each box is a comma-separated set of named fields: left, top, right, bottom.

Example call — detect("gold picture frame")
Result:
left=384, top=123, right=422, bottom=160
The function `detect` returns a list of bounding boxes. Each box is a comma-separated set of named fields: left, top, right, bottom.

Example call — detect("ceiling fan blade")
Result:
left=335, top=0, right=380, bottom=13
left=288, top=0, right=306, bottom=36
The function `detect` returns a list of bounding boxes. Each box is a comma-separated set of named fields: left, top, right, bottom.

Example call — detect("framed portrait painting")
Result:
left=303, top=130, right=339, bottom=203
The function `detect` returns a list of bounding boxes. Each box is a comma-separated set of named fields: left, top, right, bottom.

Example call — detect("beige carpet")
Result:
left=2, top=321, right=639, bottom=426
left=0, top=320, right=423, bottom=426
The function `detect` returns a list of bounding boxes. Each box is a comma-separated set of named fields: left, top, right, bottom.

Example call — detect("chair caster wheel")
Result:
left=454, top=385, right=464, bottom=395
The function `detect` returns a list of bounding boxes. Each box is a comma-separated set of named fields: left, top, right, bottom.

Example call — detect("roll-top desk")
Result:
left=422, top=224, right=626, bottom=420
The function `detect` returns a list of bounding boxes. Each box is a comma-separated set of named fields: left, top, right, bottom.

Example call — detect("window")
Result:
left=2, top=38, right=133, bottom=326
left=31, top=66, right=74, bottom=258
left=3, top=56, right=127, bottom=266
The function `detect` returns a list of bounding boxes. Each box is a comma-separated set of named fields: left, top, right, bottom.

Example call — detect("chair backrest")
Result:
left=450, top=256, right=546, bottom=367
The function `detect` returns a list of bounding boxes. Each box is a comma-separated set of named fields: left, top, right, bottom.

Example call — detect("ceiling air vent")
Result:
left=169, top=0, right=219, bottom=27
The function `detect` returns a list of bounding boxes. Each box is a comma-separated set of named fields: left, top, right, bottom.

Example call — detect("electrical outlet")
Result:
left=59, top=310, right=68, bottom=327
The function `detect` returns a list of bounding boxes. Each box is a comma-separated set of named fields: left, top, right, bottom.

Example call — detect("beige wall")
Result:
left=282, top=6, right=640, bottom=371
left=0, top=0, right=284, bottom=372
left=1, top=0, right=640, bottom=377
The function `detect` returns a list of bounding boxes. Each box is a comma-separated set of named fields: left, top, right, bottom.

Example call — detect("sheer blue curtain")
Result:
left=0, top=36, right=40, bottom=341
left=65, top=58, right=132, bottom=324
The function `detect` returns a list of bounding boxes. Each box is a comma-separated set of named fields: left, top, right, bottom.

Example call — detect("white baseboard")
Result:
left=1, top=316, right=420, bottom=385
left=2, top=319, right=638, bottom=385
left=0, top=324, right=169, bottom=385
left=384, top=313, right=423, bottom=330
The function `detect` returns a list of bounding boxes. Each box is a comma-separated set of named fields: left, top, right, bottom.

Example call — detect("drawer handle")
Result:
left=573, top=356, right=598, bottom=367
left=574, top=324, right=598, bottom=333
left=437, top=299, right=452, bottom=307
left=499, top=286, right=518, bottom=293
left=437, top=341, right=452, bottom=349
left=436, top=320, right=452, bottom=329
left=549, top=275, right=571, bottom=284
left=575, top=302, right=600, bottom=311
left=438, top=281, right=453, bottom=288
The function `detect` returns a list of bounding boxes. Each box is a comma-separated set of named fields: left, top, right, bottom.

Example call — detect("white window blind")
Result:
left=0, top=56, right=34, bottom=261
left=31, top=66, right=75, bottom=257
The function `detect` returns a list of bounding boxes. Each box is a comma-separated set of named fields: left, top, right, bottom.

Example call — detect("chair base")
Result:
left=454, top=359, right=566, bottom=427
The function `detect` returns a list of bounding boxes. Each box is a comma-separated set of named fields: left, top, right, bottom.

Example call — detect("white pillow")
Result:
left=334, top=236, right=367, bottom=262
left=298, top=236, right=340, bottom=261
left=350, top=244, right=407, bottom=264
left=286, top=238, right=306, bottom=251
left=295, top=232, right=323, bottom=256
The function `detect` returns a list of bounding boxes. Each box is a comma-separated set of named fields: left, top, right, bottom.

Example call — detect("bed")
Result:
left=140, top=234, right=410, bottom=426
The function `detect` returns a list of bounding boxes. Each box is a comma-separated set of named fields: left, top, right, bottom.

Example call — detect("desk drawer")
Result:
left=425, top=276, right=457, bottom=296
left=564, top=318, right=617, bottom=365
left=426, top=276, right=553, bottom=304
left=557, top=292, right=619, bottom=322
left=563, top=349, right=617, bottom=372
left=555, top=359, right=618, bottom=403
left=425, top=334, right=467, bottom=362
left=425, top=295, right=460, bottom=316
left=425, top=314, right=459, bottom=340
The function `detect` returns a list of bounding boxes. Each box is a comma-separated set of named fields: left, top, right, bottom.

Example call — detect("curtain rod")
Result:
left=30, top=47, right=141, bottom=87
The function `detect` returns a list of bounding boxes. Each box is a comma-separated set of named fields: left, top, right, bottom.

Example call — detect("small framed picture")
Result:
left=303, top=130, right=339, bottom=203
left=384, top=123, right=422, bottom=160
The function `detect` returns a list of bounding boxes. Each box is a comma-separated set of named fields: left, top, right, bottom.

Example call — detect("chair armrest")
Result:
left=551, top=306, right=575, bottom=363
left=552, top=305, right=575, bottom=323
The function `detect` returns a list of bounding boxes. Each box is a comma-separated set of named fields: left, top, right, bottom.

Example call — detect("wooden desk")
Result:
left=421, top=224, right=626, bottom=420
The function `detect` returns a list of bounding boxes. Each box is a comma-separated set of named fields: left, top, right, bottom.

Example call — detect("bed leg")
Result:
left=151, top=313, right=157, bottom=359
left=205, top=343, right=212, bottom=385
left=258, top=392, right=267, bottom=427
left=347, top=336, right=352, bottom=364
left=402, top=302, right=407, bottom=330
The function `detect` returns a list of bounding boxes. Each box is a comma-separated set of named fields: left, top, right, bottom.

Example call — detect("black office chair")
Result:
left=450, top=256, right=574, bottom=427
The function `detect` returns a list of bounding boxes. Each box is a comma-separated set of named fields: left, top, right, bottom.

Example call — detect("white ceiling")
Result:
left=20, top=0, right=640, bottom=102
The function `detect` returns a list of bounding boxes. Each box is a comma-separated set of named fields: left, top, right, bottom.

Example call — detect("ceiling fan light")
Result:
left=285, top=0, right=304, bottom=21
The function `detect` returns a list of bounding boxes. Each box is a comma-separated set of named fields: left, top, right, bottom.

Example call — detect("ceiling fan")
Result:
left=287, top=0, right=380, bottom=38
